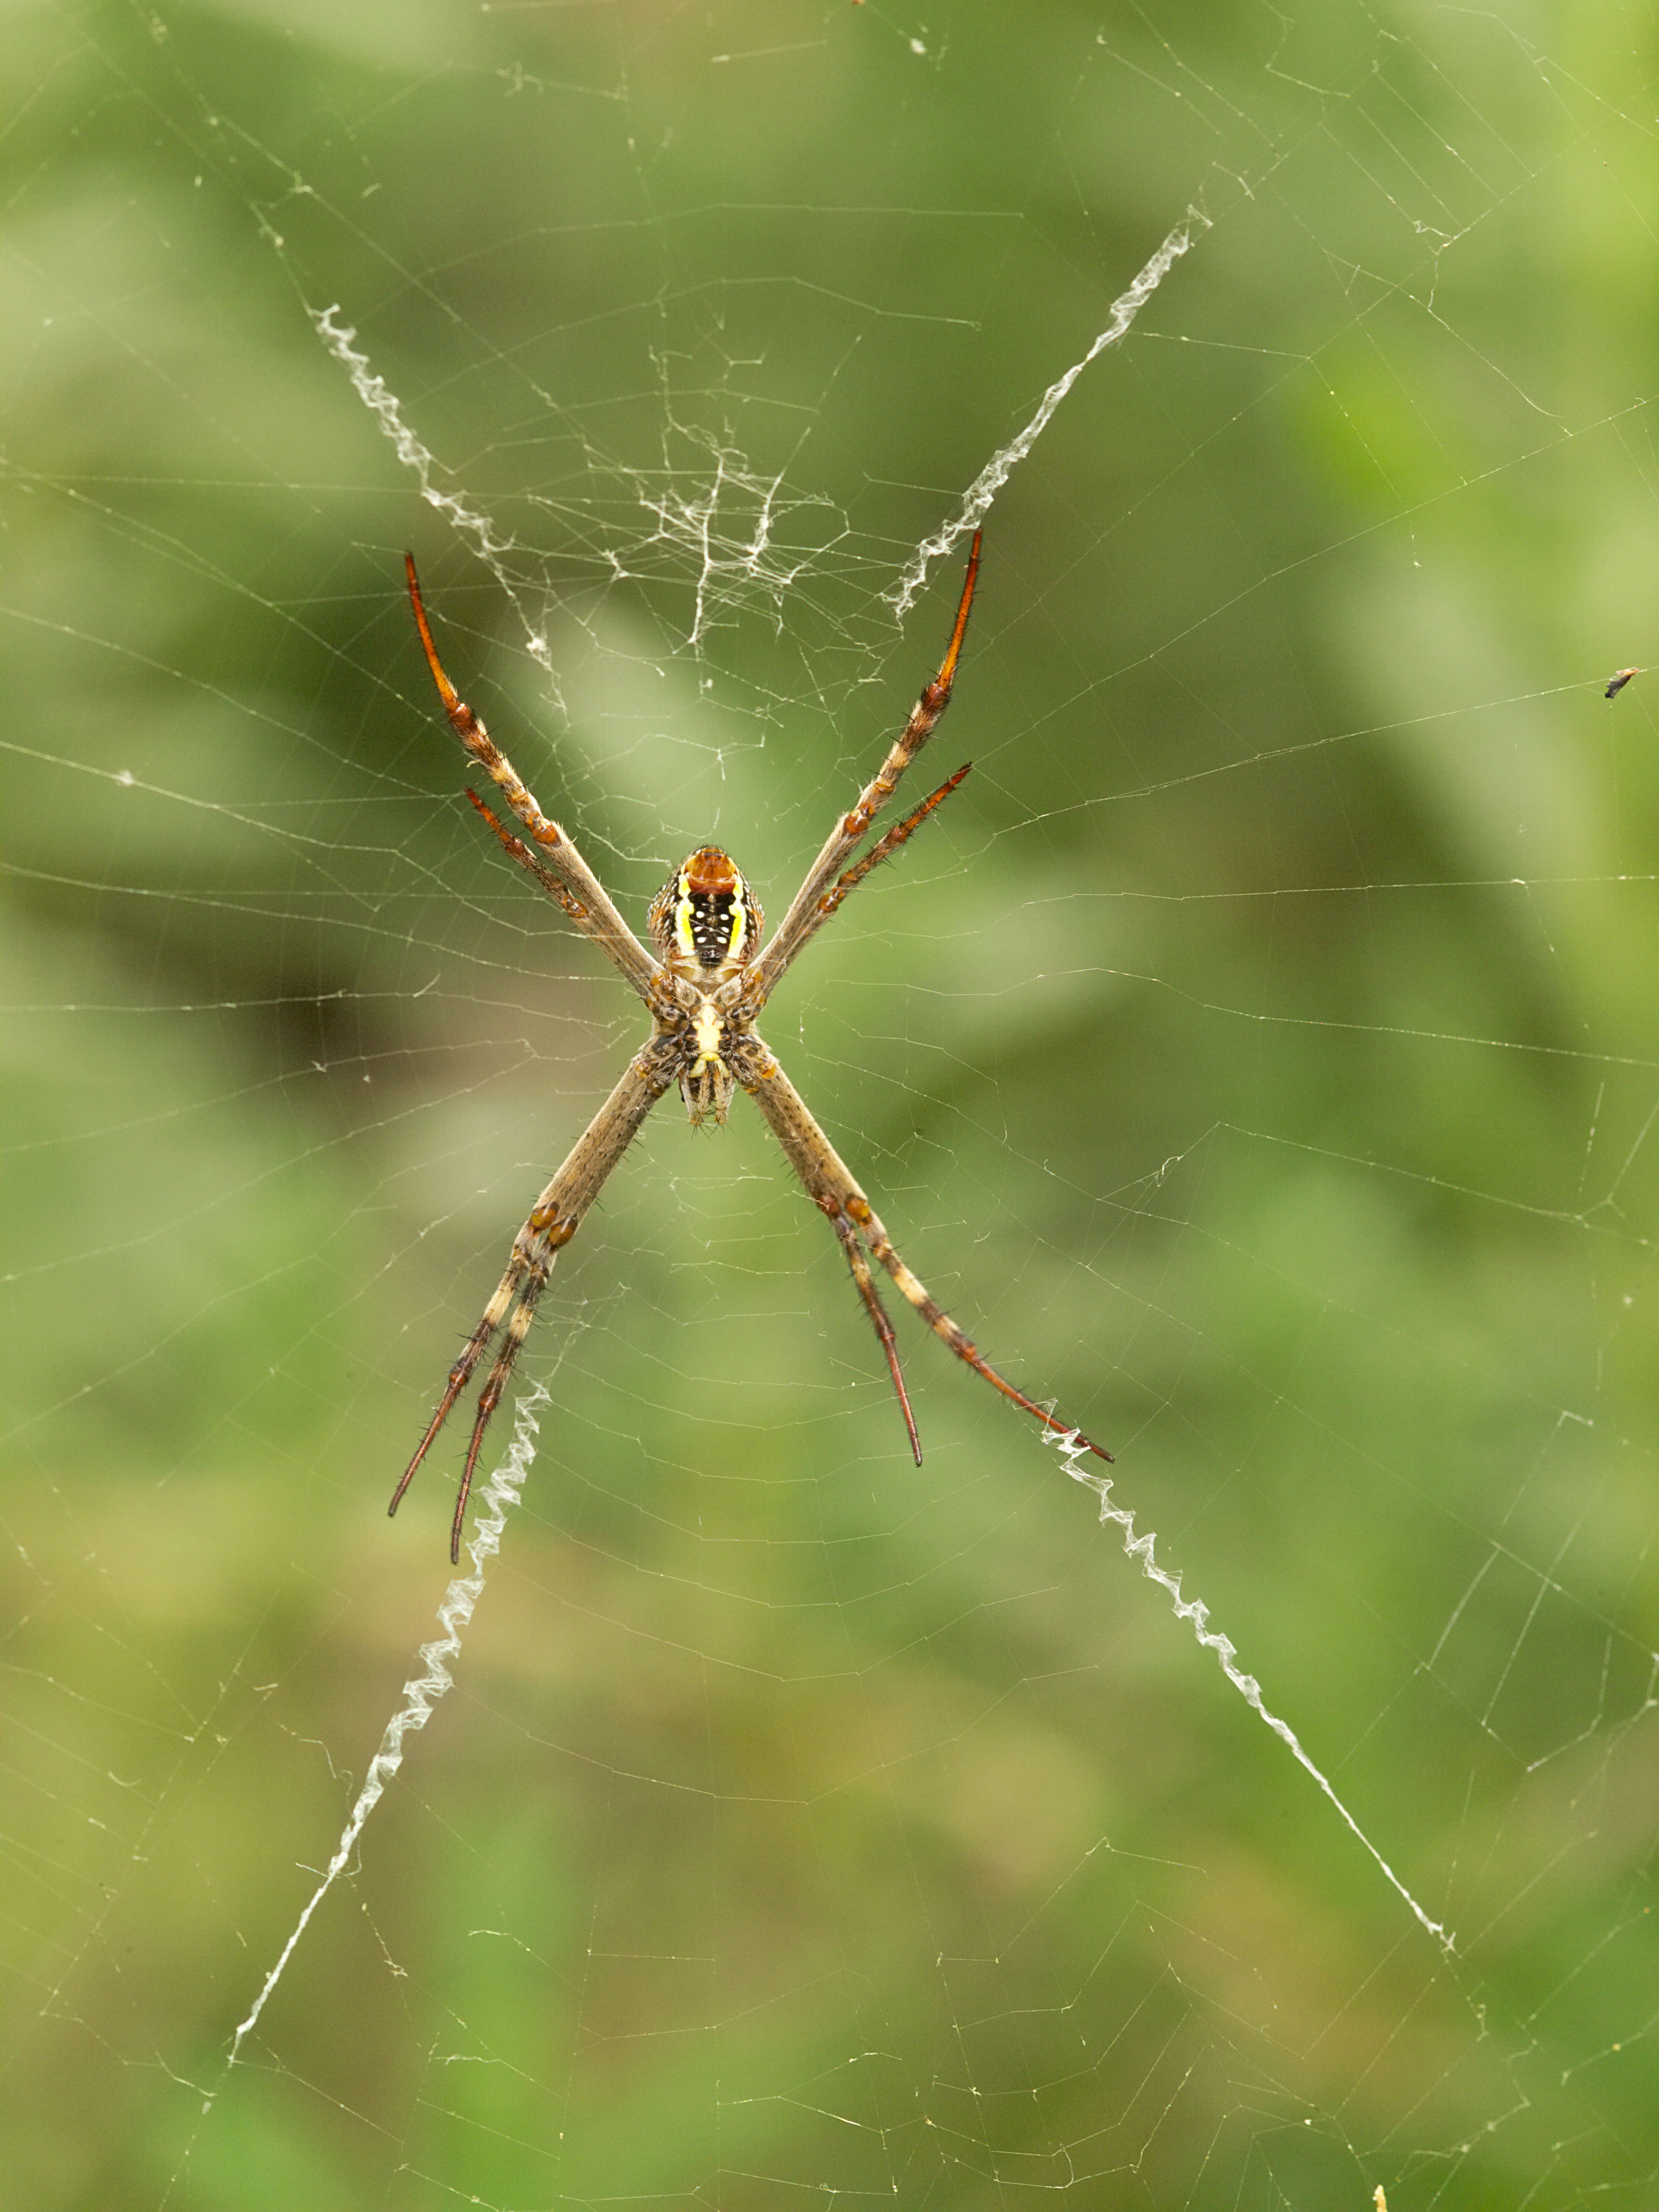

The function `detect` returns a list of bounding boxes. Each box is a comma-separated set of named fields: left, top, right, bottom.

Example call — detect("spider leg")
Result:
left=465, top=788, right=596, bottom=933
left=446, top=1243, right=554, bottom=1559
left=826, top=1203, right=922, bottom=1463
left=748, top=533, right=980, bottom=1006
left=392, top=1040, right=680, bottom=1559
left=851, top=1196, right=1112, bottom=1460
left=764, top=761, right=973, bottom=979
left=405, top=556, right=678, bottom=1016
left=388, top=1238, right=535, bottom=1521
left=735, top=1038, right=1112, bottom=1464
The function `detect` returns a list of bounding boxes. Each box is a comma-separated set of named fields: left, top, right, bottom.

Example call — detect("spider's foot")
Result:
left=1044, top=1416, right=1113, bottom=1464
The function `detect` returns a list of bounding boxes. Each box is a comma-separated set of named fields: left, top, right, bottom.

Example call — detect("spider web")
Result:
left=6, top=3, right=1659, bottom=2208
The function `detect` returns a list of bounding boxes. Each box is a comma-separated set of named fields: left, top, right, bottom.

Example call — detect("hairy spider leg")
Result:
left=750, top=533, right=982, bottom=1002
left=388, top=1229, right=557, bottom=1559
left=445, top=1241, right=555, bottom=1561
left=773, top=761, right=973, bottom=977
left=826, top=1206, right=922, bottom=1462
left=830, top=761, right=973, bottom=901
left=738, top=1041, right=1112, bottom=1463
left=465, top=791, right=688, bottom=1032
left=465, top=789, right=592, bottom=928
left=852, top=1193, right=1113, bottom=1462
left=404, top=555, right=667, bottom=1011
left=389, top=1044, right=679, bottom=1558
left=387, top=1234, right=543, bottom=1526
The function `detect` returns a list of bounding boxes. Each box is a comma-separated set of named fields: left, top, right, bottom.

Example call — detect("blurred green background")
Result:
left=7, top=1, right=1659, bottom=2205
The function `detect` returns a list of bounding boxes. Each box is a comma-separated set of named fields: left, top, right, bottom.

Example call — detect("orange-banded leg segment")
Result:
left=832, top=529, right=979, bottom=851
left=848, top=1193, right=1113, bottom=1462
left=391, top=1042, right=681, bottom=1559
left=830, top=762, right=972, bottom=905
left=443, top=1235, right=558, bottom=1560
left=466, top=789, right=591, bottom=928
left=465, top=791, right=687, bottom=1026
left=735, top=1036, right=1112, bottom=1465
left=766, top=763, right=973, bottom=984
left=387, top=1224, right=563, bottom=1560
left=405, top=555, right=566, bottom=853
left=825, top=1203, right=922, bottom=1463
left=750, top=532, right=982, bottom=1005
left=404, top=555, right=667, bottom=1013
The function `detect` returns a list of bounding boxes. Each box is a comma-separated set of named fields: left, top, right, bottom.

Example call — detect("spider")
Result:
left=392, top=535, right=1112, bottom=1559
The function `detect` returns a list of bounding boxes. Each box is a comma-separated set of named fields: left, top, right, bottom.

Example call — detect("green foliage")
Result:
left=6, top=2, right=1659, bottom=2206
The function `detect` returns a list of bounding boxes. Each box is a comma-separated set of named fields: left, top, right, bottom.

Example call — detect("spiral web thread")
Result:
left=1048, top=1425, right=1454, bottom=1952
left=284, top=207, right=1448, bottom=2028
left=889, top=206, right=1211, bottom=614
left=217, top=1372, right=1452, bottom=2098
left=222, top=1383, right=550, bottom=2078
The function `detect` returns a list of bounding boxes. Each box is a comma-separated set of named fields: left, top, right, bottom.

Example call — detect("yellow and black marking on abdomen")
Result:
left=647, top=845, right=765, bottom=980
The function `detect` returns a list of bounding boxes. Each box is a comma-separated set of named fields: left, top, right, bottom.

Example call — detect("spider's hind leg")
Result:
left=826, top=1204, right=922, bottom=1463
left=389, top=1225, right=556, bottom=1562
left=739, top=1039, right=1112, bottom=1466
left=848, top=1194, right=1114, bottom=1463
left=388, top=1043, right=679, bottom=1561
left=389, top=1248, right=528, bottom=1519
left=445, top=1245, right=554, bottom=1560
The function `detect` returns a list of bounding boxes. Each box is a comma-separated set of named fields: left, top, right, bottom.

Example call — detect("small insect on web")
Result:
left=392, top=535, right=1112, bottom=1559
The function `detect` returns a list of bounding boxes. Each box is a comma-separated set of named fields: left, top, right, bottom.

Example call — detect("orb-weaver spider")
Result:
left=392, top=535, right=1111, bottom=1558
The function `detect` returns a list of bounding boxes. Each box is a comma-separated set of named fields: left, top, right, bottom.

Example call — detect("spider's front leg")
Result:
left=731, top=1036, right=1112, bottom=1464
left=745, top=531, right=982, bottom=1011
left=404, top=554, right=674, bottom=1016
left=393, top=1034, right=683, bottom=1560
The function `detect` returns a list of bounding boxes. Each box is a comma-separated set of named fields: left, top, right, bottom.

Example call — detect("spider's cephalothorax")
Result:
left=645, top=847, right=764, bottom=1125
left=394, top=535, right=1112, bottom=1562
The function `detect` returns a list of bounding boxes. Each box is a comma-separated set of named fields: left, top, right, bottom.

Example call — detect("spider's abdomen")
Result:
left=647, top=846, right=764, bottom=982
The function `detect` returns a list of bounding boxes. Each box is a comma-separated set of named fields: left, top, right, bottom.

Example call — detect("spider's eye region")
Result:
left=649, top=846, right=764, bottom=977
